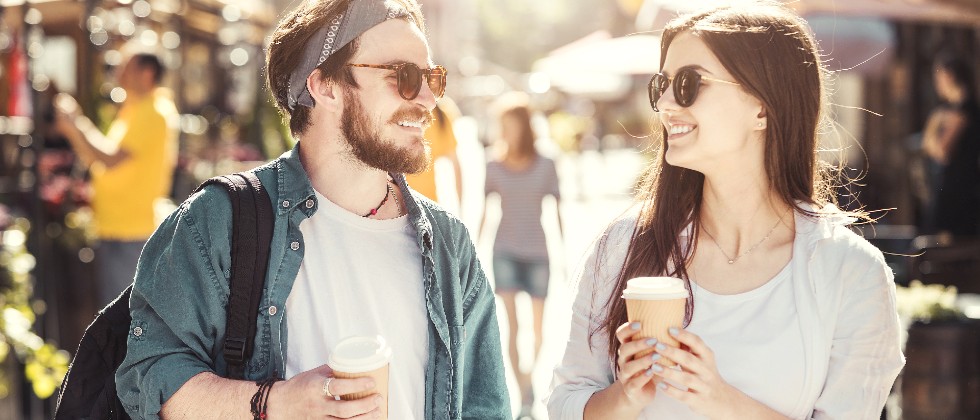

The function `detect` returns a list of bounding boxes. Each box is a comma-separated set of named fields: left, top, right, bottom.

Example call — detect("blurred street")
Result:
left=1, top=0, right=979, bottom=419
left=448, top=116, right=646, bottom=417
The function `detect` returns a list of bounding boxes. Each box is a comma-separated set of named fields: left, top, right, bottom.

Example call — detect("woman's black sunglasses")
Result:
left=348, top=62, right=447, bottom=100
left=648, top=67, right=739, bottom=112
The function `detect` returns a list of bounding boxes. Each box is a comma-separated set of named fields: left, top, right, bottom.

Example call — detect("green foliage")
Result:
left=0, top=220, right=69, bottom=399
left=896, top=280, right=966, bottom=323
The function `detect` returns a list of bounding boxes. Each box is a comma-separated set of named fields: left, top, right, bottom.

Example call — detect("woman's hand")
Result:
left=584, top=322, right=663, bottom=419
left=650, top=327, right=782, bottom=420
left=613, top=321, right=660, bottom=407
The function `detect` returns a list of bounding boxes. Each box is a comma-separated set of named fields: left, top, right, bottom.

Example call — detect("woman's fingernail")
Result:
left=645, top=368, right=654, bottom=377
left=631, top=322, right=641, bottom=330
left=669, top=327, right=680, bottom=336
left=655, top=343, right=666, bottom=351
left=645, top=338, right=658, bottom=346
left=657, top=382, right=668, bottom=390
left=652, top=364, right=664, bottom=372
left=651, top=353, right=662, bottom=361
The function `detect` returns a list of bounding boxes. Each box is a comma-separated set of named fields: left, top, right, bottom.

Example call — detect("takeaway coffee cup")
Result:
left=328, top=335, right=393, bottom=419
left=622, top=277, right=688, bottom=364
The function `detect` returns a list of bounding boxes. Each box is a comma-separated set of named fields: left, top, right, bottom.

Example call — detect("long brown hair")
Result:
left=593, top=2, right=839, bottom=362
left=493, top=92, right=538, bottom=161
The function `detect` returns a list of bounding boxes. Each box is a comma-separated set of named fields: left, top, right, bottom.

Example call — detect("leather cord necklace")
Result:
left=363, top=181, right=394, bottom=218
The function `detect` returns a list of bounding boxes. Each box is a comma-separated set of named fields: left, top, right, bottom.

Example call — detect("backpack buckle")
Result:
left=224, top=338, right=247, bottom=364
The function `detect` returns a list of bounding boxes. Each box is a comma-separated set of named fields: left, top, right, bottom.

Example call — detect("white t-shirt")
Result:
left=646, top=263, right=805, bottom=418
left=285, top=190, right=427, bottom=419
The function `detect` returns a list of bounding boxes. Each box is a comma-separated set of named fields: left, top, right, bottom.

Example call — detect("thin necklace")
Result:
left=362, top=182, right=393, bottom=218
left=701, top=211, right=788, bottom=264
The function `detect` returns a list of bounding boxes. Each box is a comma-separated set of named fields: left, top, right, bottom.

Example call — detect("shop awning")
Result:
left=532, top=31, right=660, bottom=98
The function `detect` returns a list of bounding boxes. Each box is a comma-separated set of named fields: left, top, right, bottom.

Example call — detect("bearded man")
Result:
left=114, top=0, right=509, bottom=418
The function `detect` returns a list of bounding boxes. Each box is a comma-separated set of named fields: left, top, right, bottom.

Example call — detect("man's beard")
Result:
left=341, top=86, right=432, bottom=174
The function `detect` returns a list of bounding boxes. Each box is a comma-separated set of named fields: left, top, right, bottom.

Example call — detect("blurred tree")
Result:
left=477, top=0, right=621, bottom=72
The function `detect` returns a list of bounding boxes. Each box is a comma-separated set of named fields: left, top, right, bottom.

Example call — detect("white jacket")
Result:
left=546, top=205, right=905, bottom=420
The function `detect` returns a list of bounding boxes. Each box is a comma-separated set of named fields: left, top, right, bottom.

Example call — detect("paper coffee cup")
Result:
left=622, top=277, right=688, bottom=365
left=328, top=335, right=393, bottom=419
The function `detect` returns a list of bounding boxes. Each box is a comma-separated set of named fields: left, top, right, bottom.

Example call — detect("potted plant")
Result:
left=896, top=281, right=980, bottom=420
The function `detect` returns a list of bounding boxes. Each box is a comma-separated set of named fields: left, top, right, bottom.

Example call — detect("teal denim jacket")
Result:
left=115, top=143, right=509, bottom=419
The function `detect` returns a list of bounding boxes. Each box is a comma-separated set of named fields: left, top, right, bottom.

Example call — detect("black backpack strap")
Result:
left=195, top=172, right=274, bottom=380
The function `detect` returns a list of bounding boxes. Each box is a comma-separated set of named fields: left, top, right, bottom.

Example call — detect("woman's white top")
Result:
left=546, top=204, right=905, bottom=420
left=637, top=263, right=804, bottom=419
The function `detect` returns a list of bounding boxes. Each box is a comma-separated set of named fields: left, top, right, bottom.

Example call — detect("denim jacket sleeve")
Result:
left=454, top=222, right=510, bottom=420
left=115, top=187, right=234, bottom=419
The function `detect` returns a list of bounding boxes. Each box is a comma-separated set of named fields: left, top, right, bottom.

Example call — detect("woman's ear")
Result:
left=755, top=108, right=767, bottom=130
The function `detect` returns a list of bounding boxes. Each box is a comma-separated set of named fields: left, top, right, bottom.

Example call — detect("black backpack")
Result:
left=54, top=172, right=275, bottom=419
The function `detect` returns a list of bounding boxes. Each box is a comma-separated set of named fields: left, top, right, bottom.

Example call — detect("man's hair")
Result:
left=131, top=53, right=164, bottom=84
left=266, top=0, right=426, bottom=136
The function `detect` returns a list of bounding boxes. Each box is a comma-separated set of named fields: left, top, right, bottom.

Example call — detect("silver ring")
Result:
left=322, top=376, right=337, bottom=399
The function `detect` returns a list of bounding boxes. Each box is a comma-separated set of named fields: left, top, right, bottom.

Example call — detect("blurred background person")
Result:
left=53, top=52, right=179, bottom=306
left=480, top=92, right=563, bottom=420
left=922, top=53, right=980, bottom=236
left=405, top=97, right=463, bottom=213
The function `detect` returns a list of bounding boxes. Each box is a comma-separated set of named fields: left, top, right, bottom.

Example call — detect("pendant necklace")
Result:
left=702, top=212, right=787, bottom=264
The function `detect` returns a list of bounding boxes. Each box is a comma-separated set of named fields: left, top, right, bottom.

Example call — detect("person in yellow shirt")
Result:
left=54, top=52, right=179, bottom=306
left=405, top=97, right=462, bottom=210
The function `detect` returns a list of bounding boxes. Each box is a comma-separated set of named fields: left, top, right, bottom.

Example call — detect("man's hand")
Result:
left=49, top=92, right=131, bottom=168
left=266, top=365, right=383, bottom=419
left=53, top=93, right=82, bottom=136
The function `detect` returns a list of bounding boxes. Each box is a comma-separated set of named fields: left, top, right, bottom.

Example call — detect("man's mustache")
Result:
left=389, top=107, right=433, bottom=130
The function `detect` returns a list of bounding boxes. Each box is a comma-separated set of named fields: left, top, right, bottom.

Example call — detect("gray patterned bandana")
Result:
left=287, top=0, right=413, bottom=110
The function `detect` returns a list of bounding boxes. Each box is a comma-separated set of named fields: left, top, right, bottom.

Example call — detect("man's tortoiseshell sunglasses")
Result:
left=348, top=63, right=447, bottom=100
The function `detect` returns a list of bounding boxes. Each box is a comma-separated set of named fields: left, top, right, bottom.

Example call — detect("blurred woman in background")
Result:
left=480, top=92, right=563, bottom=419
left=922, top=54, right=980, bottom=236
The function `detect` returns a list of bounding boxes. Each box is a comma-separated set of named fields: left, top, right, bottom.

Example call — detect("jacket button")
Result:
left=282, top=200, right=290, bottom=208
left=305, top=199, right=314, bottom=208
left=133, top=327, right=143, bottom=337
left=290, top=241, right=300, bottom=251
left=268, top=306, right=278, bottom=316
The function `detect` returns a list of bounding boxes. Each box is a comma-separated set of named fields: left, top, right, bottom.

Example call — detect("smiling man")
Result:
left=114, top=1, right=509, bottom=419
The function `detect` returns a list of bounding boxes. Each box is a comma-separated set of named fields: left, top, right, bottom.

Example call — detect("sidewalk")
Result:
left=445, top=116, right=647, bottom=417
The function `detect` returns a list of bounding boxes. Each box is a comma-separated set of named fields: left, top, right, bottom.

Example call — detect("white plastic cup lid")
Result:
left=622, top=277, right=688, bottom=300
left=328, top=335, right=393, bottom=373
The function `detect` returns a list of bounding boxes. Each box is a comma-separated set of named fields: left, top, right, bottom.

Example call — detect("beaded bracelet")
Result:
left=250, top=378, right=277, bottom=420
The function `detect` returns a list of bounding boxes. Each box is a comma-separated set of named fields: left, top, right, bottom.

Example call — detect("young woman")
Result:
left=480, top=92, right=563, bottom=418
left=547, top=3, right=904, bottom=419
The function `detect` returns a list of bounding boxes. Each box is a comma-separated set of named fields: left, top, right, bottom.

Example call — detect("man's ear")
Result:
left=307, top=69, right=341, bottom=111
